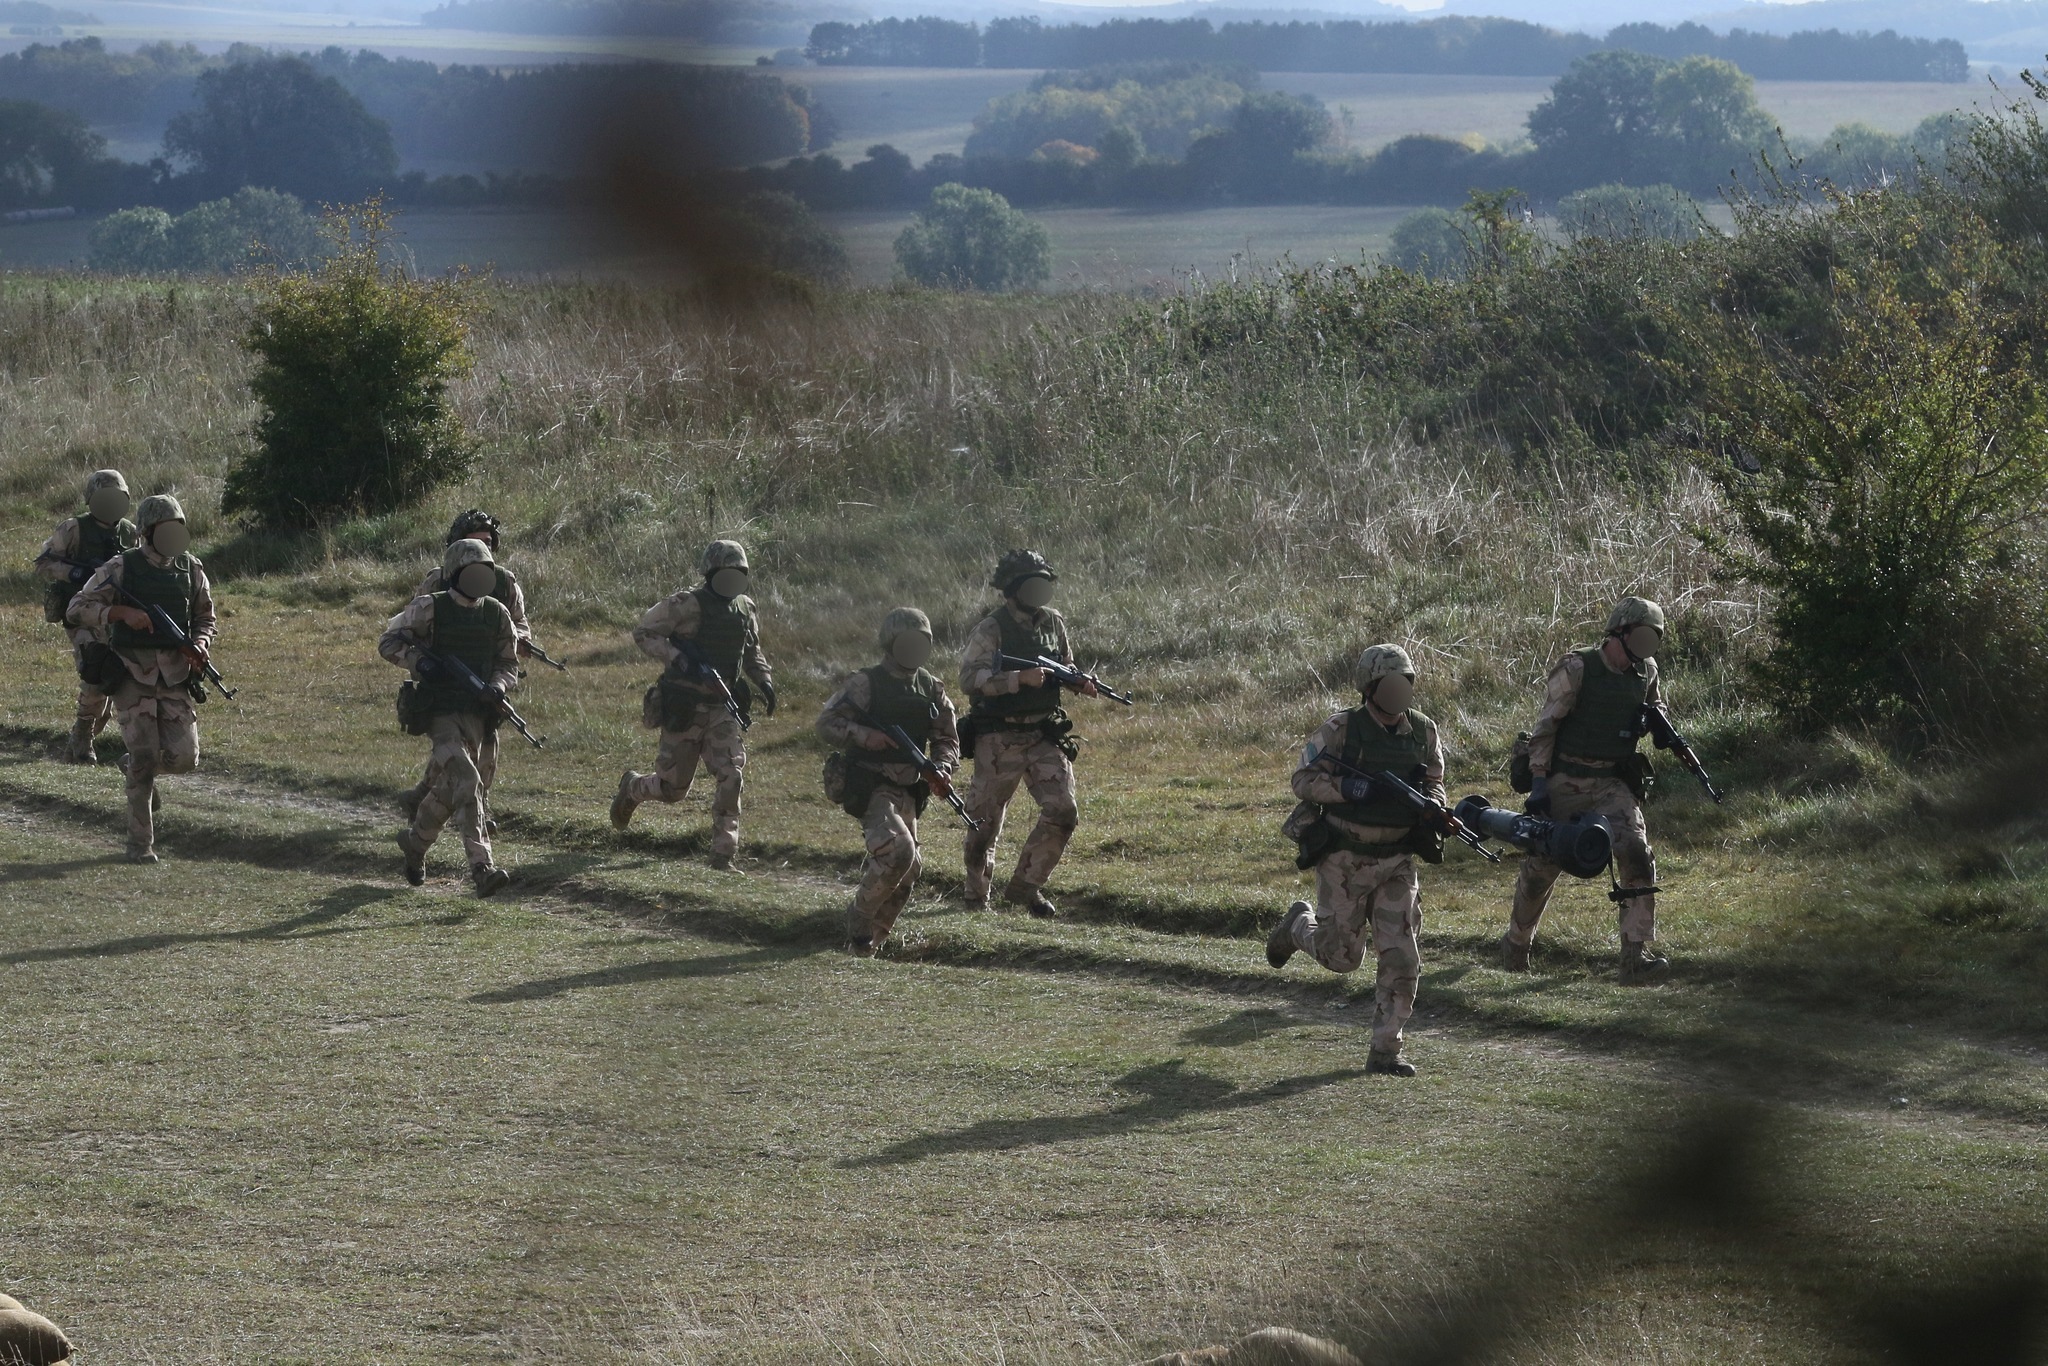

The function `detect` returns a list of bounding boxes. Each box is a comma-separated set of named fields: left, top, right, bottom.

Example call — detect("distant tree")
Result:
left=845, top=143, right=913, bottom=205
left=1385, top=206, right=1469, bottom=278
left=1556, top=182, right=1706, bottom=240
left=893, top=182, right=1050, bottom=291
left=700, top=190, right=849, bottom=285
left=0, top=97, right=106, bottom=208
left=1527, top=50, right=1668, bottom=185
left=86, top=205, right=172, bottom=271
left=88, top=188, right=323, bottom=273
left=164, top=56, right=397, bottom=202
left=1652, top=55, right=1774, bottom=185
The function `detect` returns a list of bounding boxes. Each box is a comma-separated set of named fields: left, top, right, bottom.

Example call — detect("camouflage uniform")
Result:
left=612, top=543, right=774, bottom=867
left=403, top=561, right=531, bottom=814
left=958, top=602, right=1080, bottom=912
left=380, top=553, right=520, bottom=890
left=65, top=500, right=215, bottom=862
left=34, top=471, right=138, bottom=763
left=816, top=627, right=961, bottom=950
left=1508, top=649, right=1662, bottom=953
left=1283, top=706, right=1445, bottom=1062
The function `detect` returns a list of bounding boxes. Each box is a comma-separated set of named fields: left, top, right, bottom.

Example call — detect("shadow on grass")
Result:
left=0, top=883, right=416, bottom=964
left=840, top=1058, right=1369, bottom=1168
left=467, top=944, right=806, bottom=1003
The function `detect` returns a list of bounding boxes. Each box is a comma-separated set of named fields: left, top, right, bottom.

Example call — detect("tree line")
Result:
left=804, top=14, right=1969, bottom=82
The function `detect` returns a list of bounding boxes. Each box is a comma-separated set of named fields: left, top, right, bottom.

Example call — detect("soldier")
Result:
left=381, top=538, right=519, bottom=896
left=1265, top=645, right=1443, bottom=1078
left=400, top=509, right=533, bottom=827
left=64, top=494, right=214, bottom=863
left=610, top=540, right=777, bottom=870
left=1502, top=596, right=1670, bottom=983
left=816, top=607, right=962, bottom=956
left=957, top=549, right=1096, bottom=917
left=33, top=469, right=139, bottom=764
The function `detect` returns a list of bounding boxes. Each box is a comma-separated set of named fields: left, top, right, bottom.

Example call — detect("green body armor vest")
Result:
left=109, top=549, right=195, bottom=651
left=974, top=608, right=1064, bottom=720
left=1327, top=708, right=1431, bottom=831
left=418, top=591, right=510, bottom=716
left=1554, top=646, right=1649, bottom=771
left=842, top=665, right=944, bottom=817
left=689, top=587, right=750, bottom=682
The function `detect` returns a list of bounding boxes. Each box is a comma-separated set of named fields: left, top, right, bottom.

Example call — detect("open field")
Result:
left=1, top=273, right=2045, bottom=1361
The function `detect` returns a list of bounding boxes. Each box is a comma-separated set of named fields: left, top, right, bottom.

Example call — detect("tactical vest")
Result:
left=857, top=664, right=941, bottom=753
left=78, top=516, right=137, bottom=567
left=419, top=591, right=510, bottom=716
left=1554, top=646, right=1649, bottom=769
left=1326, top=707, right=1431, bottom=830
left=109, top=549, right=195, bottom=650
left=973, top=608, right=1064, bottom=719
left=690, top=586, right=749, bottom=682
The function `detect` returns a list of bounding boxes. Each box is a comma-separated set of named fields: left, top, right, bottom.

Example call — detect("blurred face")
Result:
left=1622, top=624, right=1662, bottom=661
left=1370, top=673, right=1416, bottom=715
left=88, top=486, right=131, bottom=524
left=1013, top=576, right=1055, bottom=610
left=890, top=630, right=934, bottom=670
left=149, top=520, right=191, bottom=556
left=709, top=567, right=750, bottom=599
left=454, top=561, right=498, bottom=600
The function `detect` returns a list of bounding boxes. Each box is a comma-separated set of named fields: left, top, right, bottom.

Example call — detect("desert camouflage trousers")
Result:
left=1507, top=774, right=1656, bottom=946
left=69, top=630, right=115, bottom=731
left=962, top=727, right=1077, bottom=901
left=626, top=713, right=745, bottom=860
left=410, top=711, right=495, bottom=868
left=113, top=677, right=199, bottom=855
left=1292, top=848, right=1422, bottom=1054
left=408, top=726, right=499, bottom=809
left=848, top=784, right=923, bottom=944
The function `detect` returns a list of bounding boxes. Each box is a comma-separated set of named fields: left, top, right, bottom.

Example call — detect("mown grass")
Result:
left=2, top=269, right=2046, bottom=1361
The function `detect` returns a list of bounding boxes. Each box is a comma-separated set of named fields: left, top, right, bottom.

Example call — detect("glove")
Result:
left=758, top=679, right=777, bottom=718
left=414, top=653, right=444, bottom=679
left=1526, top=774, right=1551, bottom=817
left=69, top=564, right=90, bottom=584
left=1339, top=775, right=1376, bottom=803
left=482, top=683, right=506, bottom=707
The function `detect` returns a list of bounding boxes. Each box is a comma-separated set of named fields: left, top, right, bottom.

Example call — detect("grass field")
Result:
left=0, top=273, right=2044, bottom=1361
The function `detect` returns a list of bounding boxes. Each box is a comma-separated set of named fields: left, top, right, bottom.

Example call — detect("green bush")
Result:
left=222, top=200, right=476, bottom=529
left=1384, top=207, right=1469, bottom=278
left=1556, top=183, right=1707, bottom=242
left=893, top=183, right=1050, bottom=292
left=87, top=189, right=321, bottom=274
left=86, top=205, right=173, bottom=272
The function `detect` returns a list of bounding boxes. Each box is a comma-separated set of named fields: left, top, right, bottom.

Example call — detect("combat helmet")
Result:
left=1606, top=596, right=1666, bottom=636
left=990, top=549, right=1056, bottom=594
left=1353, top=643, right=1416, bottom=694
left=879, top=606, right=933, bottom=653
left=446, top=508, right=503, bottom=548
left=700, top=540, right=750, bottom=574
left=442, top=536, right=495, bottom=582
left=136, top=494, right=185, bottom=537
left=84, top=469, right=130, bottom=504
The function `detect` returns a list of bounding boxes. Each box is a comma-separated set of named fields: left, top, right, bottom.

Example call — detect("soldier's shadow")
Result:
left=466, top=945, right=804, bottom=1003
left=1, top=884, right=404, bottom=964
left=839, top=1058, right=1368, bottom=1169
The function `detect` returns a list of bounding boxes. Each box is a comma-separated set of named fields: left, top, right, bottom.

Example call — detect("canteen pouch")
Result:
left=1509, top=731, right=1534, bottom=794
left=1282, top=799, right=1334, bottom=871
left=76, top=641, right=127, bottom=692
left=396, top=680, right=432, bottom=736
left=1618, top=751, right=1655, bottom=805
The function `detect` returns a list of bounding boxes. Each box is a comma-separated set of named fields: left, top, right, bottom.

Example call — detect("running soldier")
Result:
left=34, top=469, right=138, bottom=764
left=1266, top=645, right=1443, bottom=1077
left=400, top=509, right=533, bottom=828
left=1502, top=596, right=1670, bottom=983
left=816, top=607, right=961, bottom=956
left=610, top=540, right=777, bottom=870
left=957, top=549, right=1097, bottom=917
left=381, top=538, right=519, bottom=896
left=65, top=495, right=215, bottom=863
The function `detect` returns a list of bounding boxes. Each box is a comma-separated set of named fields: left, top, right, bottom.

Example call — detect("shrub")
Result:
left=1557, top=183, right=1707, bottom=241
left=222, top=200, right=476, bottom=528
left=893, top=183, right=1050, bottom=292
left=1384, top=206, right=1470, bottom=277
left=87, top=189, right=322, bottom=274
left=86, top=205, right=172, bottom=271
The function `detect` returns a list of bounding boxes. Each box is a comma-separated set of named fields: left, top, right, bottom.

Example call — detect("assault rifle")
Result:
left=852, top=706, right=979, bottom=830
left=1313, top=745, right=1499, bottom=862
left=668, top=636, right=750, bottom=732
left=59, top=556, right=236, bottom=700
left=1639, top=705, right=1724, bottom=804
left=997, top=653, right=1134, bottom=706
left=524, top=641, right=569, bottom=672
left=420, top=648, right=544, bottom=749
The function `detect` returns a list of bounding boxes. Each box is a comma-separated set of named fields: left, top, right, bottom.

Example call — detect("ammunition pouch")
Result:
left=1282, top=800, right=1333, bottom=871
left=1618, top=751, right=1654, bottom=804
left=828, top=751, right=927, bottom=821
left=652, top=671, right=750, bottom=731
left=962, top=707, right=1076, bottom=762
left=43, top=579, right=76, bottom=625
left=1283, top=800, right=1436, bottom=868
left=76, top=641, right=127, bottom=692
left=396, top=681, right=433, bottom=736
left=1509, top=731, right=1533, bottom=794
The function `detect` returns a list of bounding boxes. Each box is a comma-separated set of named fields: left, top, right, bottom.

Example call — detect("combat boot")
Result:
left=396, top=828, right=428, bottom=886
left=398, top=779, right=428, bottom=821
left=708, top=850, right=736, bottom=872
left=610, top=770, right=639, bottom=831
left=1367, top=1049, right=1417, bottom=1077
left=1501, top=932, right=1531, bottom=973
left=65, top=719, right=97, bottom=764
left=1267, top=900, right=1311, bottom=969
left=1004, top=878, right=1056, bottom=918
left=125, top=842, right=158, bottom=864
left=1619, top=939, right=1670, bottom=985
left=472, top=863, right=511, bottom=897
left=847, top=936, right=876, bottom=958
